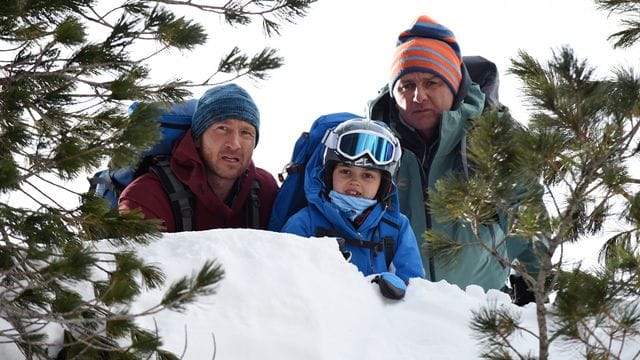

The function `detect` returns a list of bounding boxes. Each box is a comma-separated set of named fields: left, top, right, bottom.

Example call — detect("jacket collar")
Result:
left=171, top=129, right=257, bottom=211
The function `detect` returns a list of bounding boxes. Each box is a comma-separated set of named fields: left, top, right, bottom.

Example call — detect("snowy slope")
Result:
left=2, top=229, right=639, bottom=359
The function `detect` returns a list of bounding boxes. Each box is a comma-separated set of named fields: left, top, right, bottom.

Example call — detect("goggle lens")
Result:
left=337, top=132, right=396, bottom=165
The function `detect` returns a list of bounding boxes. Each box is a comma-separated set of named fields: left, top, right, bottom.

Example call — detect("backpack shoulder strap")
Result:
left=379, top=217, right=401, bottom=269
left=316, top=227, right=381, bottom=251
left=247, top=180, right=261, bottom=229
left=316, top=216, right=401, bottom=270
left=148, top=155, right=196, bottom=232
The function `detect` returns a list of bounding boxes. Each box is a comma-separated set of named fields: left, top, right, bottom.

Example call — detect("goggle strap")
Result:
left=322, top=129, right=339, bottom=150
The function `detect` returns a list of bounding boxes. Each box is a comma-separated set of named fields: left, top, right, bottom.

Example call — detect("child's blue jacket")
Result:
left=282, top=141, right=425, bottom=283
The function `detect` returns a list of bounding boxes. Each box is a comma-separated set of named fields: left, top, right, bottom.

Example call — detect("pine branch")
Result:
left=470, top=303, right=537, bottom=359
left=595, top=0, right=640, bottom=48
left=156, top=0, right=316, bottom=36
left=0, top=0, right=315, bottom=357
left=160, top=260, right=225, bottom=312
left=455, top=15, right=640, bottom=355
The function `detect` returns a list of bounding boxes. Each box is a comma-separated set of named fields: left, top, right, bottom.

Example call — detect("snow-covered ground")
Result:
left=3, top=229, right=637, bottom=359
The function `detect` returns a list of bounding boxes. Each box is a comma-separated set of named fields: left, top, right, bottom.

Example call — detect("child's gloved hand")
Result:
left=371, top=272, right=406, bottom=300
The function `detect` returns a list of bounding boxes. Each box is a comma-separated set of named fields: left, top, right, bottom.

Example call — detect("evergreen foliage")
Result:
left=427, top=2, right=640, bottom=358
left=0, top=0, right=314, bottom=358
left=596, top=0, right=640, bottom=48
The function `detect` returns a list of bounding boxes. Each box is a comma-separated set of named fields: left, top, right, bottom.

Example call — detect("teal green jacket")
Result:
left=368, top=79, right=540, bottom=292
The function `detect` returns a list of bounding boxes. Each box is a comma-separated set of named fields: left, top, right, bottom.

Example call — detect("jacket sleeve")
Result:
left=281, top=208, right=313, bottom=237
left=504, top=181, right=548, bottom=275
left=505, top=224, right=548, bottom=276
left=392, top=215, right=426, bottom=283
left=118, top=173, right=175, bottom=232
left=254, top=167, right=279, bottom=229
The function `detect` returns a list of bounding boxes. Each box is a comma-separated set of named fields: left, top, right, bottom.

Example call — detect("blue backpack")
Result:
left=88, top=100, right=198, bottom=230
left=267, top=112, right=362, bottom=232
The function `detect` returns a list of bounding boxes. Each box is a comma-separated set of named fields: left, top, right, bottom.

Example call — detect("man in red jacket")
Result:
left=119, top=83, right=278, bottom=232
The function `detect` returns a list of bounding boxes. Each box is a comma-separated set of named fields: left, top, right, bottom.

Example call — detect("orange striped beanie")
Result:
left=389, top=15, right=462, bottom=98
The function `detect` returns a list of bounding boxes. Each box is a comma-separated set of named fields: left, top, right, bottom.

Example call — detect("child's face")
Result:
left=332, top=163, right=382, bottom=200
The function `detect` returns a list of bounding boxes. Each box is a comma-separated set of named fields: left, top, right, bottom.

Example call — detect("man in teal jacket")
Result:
left=367, top=15, right=543, bottom=305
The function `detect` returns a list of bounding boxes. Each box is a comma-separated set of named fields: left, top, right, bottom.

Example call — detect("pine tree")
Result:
left=596, top=0, right=640, bottom=49
left=429, top=2, right=640, bottom=359
left=0, top=0, right=314, bottom=358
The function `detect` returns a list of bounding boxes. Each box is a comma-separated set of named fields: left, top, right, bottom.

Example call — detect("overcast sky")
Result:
left=155, top=0, right=636, bottom=178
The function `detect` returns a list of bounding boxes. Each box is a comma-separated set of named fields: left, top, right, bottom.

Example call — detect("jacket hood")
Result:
left=437, top=80, right=484, bottom=155
left=303, top=144, right=402, bottom=236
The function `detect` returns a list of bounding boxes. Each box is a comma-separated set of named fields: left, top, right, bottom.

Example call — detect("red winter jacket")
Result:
left=119, top=130, right=278, bottom=232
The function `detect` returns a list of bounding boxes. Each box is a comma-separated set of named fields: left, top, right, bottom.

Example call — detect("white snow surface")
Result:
left=2, top=229, right=639, bottom=359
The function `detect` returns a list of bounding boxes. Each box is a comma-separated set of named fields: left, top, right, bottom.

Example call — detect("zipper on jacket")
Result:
left=422, top=140, right=440, bottom=282
left=414, top=150, right=437, bottom=282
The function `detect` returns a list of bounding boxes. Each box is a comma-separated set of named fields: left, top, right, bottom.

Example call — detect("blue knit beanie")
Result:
left=191, top=83, right=260, bottom=145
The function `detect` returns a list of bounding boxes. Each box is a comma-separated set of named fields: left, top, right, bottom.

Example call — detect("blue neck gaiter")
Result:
left=329, top=190, right=377, bottom=221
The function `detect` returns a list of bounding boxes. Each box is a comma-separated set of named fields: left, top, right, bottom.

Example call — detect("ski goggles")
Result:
left=323, top=129, right=399, bottom=166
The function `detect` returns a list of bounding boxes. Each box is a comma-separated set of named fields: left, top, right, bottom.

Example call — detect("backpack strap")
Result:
left=316, top=216, right=400, bottom=270
left=88, top=171, right=102, bottom=194
left=247, top=180, right=261, bottom=229
left=321, top=229, right=388, bottom=261
left=88, top=169, right=116, bottom=198
left=148, top=155, right=196, bottom=232
left=379, top=217, right=400, bottom=269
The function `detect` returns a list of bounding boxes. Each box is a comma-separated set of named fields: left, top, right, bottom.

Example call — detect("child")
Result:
left=282, top=118, right=425, bottom=288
